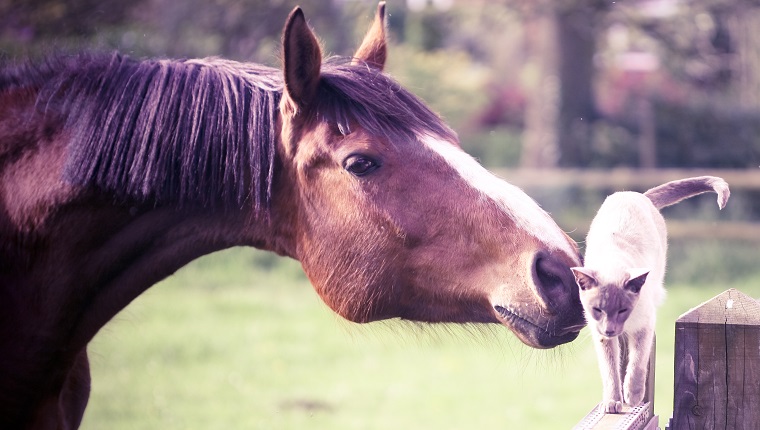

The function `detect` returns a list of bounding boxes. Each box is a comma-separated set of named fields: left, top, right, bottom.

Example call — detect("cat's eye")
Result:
left=591, top=307, right=603, bottom=319
left=618, top=309, right=629, bottom=315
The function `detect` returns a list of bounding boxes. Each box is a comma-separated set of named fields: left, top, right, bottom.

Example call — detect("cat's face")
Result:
left=570, top=268, right=648, bottom=338
left=580, top=284, right=638, bottom=338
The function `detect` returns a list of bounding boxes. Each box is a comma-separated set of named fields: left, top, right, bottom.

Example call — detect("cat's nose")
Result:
left=605, top=329, right=616, bottom=337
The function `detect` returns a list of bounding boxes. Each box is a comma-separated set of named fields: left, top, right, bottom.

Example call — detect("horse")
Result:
left=0, top=3, right=584, bottom=429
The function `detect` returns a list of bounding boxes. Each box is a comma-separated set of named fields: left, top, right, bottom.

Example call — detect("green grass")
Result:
left=80, top=248, right=760, bottom=429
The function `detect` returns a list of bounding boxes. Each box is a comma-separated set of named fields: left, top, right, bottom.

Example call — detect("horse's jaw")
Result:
left=493, top=305, right=584, bottom=349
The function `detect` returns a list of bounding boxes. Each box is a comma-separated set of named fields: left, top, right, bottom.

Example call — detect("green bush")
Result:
left=460, top=126, right=522, bottom=168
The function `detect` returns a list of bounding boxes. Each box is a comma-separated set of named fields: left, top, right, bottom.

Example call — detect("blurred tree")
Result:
left=0, top=0, right=366, bottom=63
left=554, top=2, right=610, bottom=167
left=6, top=0, right=760, bottom=170
left=500, top=0, right=609, bottom=168
left=724, top=2, right=760, bottom=109
left=520, top=12, right=559, bottom=167
left=597, top=0, right=760, bottom=168
left=0, top=0, right=142, bottom=54
left=0, top=0, right=138, bottom=38
left=404, top=6, right=451, bottom=51
left=129, top=0, right=355, bottom=62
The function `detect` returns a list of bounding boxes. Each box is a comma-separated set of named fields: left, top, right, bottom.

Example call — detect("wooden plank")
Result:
left=575, top=403, right=605, bottom=429
left=574, top=402, right=654, bottom=430
left=663, top=221, right=760, bottom=242
left=725, top=323, right=745, bottom=428
left=491, top=168, right=760, bottom=190
left=490, top=168, right=760, bottom=242
left=726, top=321, right=760, bottom=429
left=541, top=221, right=760, bottom=242
left=740, top=324, right=760, bottom=429
left=642, top=416, right=659, bottom=430
left=696, top=323, right=727, bottom=428
left=668, top=289, right=760, bottom=430
left=645, top=336, right=656, bottom=419
left=615, top=403, right=656, bottom=430
left=670, top=322, right=699, bottom=429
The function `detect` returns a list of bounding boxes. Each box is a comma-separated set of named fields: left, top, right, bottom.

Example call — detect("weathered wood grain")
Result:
left=668, top=289, right=760, bottom=430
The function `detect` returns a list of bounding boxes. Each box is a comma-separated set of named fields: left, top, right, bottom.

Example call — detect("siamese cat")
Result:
left=572, top=176, right=730, bottom=414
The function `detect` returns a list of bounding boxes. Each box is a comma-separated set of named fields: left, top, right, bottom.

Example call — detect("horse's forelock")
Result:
left=317, top=58, right=457, bottom=144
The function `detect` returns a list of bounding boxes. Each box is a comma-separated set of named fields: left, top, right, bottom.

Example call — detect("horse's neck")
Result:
left=4, top=170, right=279, bottom=353
left=0, top=95, right=298, bottom=345
left=7, top=196, right=275, bottom=332
left=0, top=86, right=295, bottom=427
left=0, top=195, right=242, bottom=426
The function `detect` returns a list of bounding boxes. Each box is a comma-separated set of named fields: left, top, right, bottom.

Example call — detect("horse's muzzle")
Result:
left=494, top=304, right=583, bottom=348
left=493, top=250, right=587, bottom=348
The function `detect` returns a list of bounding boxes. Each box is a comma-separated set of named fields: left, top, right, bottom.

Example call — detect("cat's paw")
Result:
left=624, top=384, right=645, bottom=406
left=603, top=399, right=623, bottom=414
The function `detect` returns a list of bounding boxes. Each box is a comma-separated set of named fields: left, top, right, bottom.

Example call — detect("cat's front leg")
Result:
left=624, top=328, right=654, bottom=406
left=593, top=334, right=623, bottom=413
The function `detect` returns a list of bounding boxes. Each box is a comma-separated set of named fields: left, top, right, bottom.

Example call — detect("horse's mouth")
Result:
left=494, top=305, right=583, bottom=349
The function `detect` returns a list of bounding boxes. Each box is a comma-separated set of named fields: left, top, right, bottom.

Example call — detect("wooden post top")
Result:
left=677, top=288, right=760, bottom=326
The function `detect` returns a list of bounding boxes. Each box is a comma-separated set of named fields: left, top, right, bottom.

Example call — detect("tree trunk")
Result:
left=554, top=5, right=600, bottom=167
left=521, top=15, right=560, bottom=168
left=521, top=3, right=603, bottom=168
left=729, top=5, right=760, bottom=109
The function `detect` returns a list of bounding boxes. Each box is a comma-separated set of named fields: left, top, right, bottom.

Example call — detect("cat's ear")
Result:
left=571, top=267, right=598, bottom=291
left=625, top=269, right=649, bottom=294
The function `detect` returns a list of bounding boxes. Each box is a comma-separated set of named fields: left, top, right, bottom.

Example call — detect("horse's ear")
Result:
left=571, top=267, right=598, bottom=291
left=352, top=2, right=387, bottom=70
left=282, top=6, right=322, bottom=111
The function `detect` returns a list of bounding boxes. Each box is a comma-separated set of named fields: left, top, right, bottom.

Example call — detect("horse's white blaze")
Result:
left=421, top=135, right=577, bottom=258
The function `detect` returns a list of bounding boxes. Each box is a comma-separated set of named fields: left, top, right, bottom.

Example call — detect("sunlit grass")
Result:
left=81, top=248, right=760, bottom=429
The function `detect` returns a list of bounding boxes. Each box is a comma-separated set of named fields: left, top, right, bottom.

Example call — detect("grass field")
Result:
left=80, top=247, right=760, bottom=429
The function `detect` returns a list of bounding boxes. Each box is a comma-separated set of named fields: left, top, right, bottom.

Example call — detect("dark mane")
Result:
left=2, top=52, right=455, bottom=216
left=39, top=53, right=281, bottom=214
left=317, top=59, right=456, bottom=144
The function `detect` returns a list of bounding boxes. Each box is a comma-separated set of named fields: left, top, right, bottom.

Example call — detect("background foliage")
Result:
left=5, top=0, right=760, bottom=168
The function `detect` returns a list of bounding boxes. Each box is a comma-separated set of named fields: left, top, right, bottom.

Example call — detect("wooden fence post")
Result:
left=667, top=288, right=760, bottom=430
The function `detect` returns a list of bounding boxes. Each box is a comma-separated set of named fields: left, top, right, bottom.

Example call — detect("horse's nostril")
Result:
left=535, top=254, right=567, bottom=291
left=531, top=251, right=586, bottom=335
left=533, top=252, right=576, bottom=311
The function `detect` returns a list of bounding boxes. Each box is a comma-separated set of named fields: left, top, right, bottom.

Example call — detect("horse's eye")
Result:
left=344, top=154, right=380, bottom=176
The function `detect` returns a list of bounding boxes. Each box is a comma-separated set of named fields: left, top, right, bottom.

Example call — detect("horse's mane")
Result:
left=1, top=52, right=455, bottom=217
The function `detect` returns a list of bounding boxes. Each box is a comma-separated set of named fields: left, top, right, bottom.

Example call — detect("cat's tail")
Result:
left=644, top=176, right=730, bottom=210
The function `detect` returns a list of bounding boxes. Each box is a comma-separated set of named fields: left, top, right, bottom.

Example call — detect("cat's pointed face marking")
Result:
left=571, top=268, right=648, bottom=338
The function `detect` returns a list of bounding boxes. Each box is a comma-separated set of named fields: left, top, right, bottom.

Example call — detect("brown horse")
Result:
left=0, top=4, right=583, bottom=429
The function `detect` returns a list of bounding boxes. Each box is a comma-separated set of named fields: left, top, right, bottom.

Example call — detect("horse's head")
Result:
left=272, top=4, right=584, bottom=348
